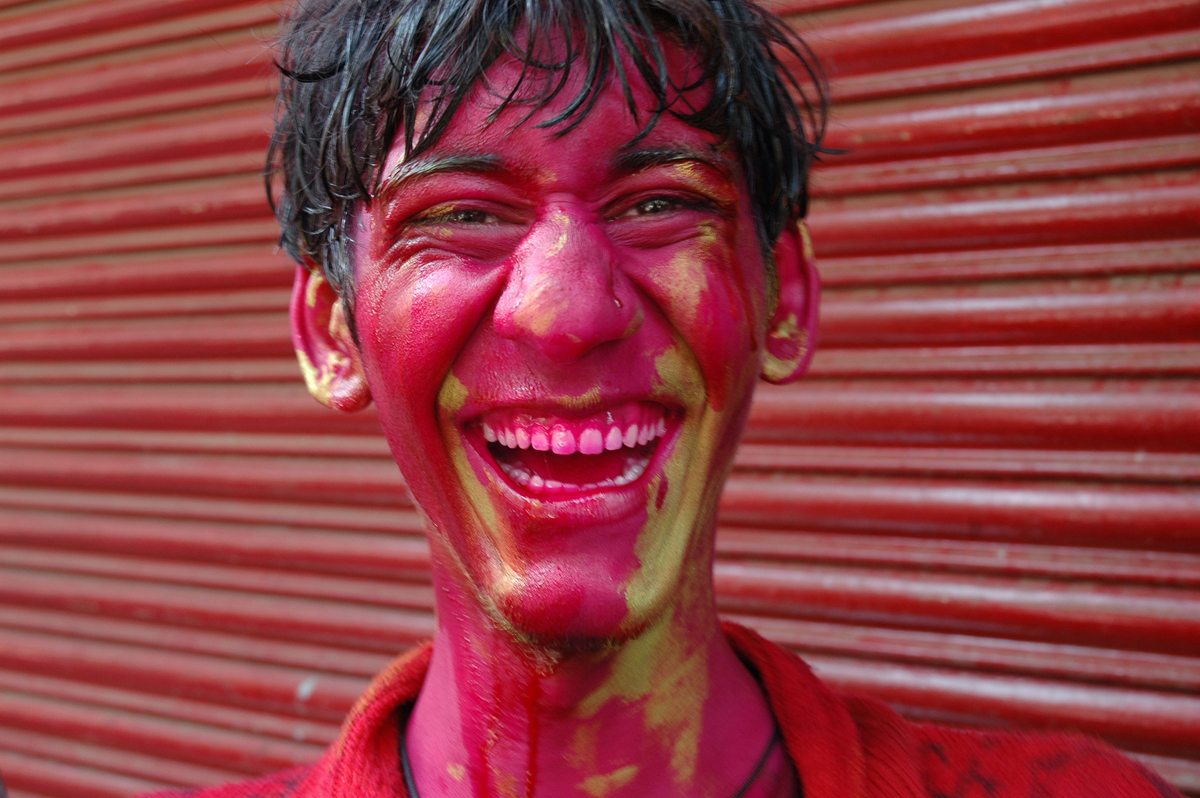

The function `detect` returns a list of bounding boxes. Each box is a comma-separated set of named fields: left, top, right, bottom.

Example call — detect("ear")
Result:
left=289, top=265, right=372, bottom=412
left=761, top=220, right=820, bottom=384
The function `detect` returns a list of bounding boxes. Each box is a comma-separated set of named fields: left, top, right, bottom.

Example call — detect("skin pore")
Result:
left=291, top=42, right=817, bottom=798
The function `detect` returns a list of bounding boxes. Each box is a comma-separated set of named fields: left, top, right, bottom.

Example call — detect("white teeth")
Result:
left=485, top=414, right=670, bottom=456
left=498, top=460, right=531, bottom=485
left=551, top=428, right=577, bottom=455
left=623, top=424, right=638, bottom=447
left=579, top=428, right=604, bottom=455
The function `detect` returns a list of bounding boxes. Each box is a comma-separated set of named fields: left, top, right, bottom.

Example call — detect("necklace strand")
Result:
left=400, top=713, right=781, bottom=798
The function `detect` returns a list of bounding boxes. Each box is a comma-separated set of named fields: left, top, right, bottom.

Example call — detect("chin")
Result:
left=481, top=554, right=677, bottom=654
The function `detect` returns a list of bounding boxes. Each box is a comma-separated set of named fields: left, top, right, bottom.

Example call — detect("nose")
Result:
left=493, top=209, right=640, bottom=362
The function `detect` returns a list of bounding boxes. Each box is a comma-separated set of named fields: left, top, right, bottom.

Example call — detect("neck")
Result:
left=406, top=561, right=795, bottom=798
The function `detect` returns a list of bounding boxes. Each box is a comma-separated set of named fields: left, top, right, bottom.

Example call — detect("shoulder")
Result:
left=842, top=694, right=1180, bottom=798
left=913, top=722, right=1179, bottom=798
left=137, top=766, right=312, bottom=798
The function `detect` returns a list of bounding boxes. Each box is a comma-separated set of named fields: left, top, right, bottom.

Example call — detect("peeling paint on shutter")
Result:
left=0, top=0, right=1195, bottom=795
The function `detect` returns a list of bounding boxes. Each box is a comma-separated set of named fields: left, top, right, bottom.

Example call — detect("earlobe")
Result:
left=289, top=265, right=372, bottom=412
left=761, top=220, right=820, bottom=384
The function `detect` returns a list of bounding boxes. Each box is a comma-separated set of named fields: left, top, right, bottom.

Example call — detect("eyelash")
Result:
left=414, top=207, right=501, bottom=225
left=632, top=198, right=681, bottom=215
left=612, top=194, right=715, bottom=220
left=406, top=191, right=718, bottom=231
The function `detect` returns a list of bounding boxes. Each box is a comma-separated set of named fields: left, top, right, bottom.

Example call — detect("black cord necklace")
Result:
left=399, top=713, right=782, bottom=798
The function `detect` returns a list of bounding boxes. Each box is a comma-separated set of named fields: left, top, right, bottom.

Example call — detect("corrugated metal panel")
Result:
left=0, top=0, right=1196, bottom=795
left=780, top=0, right=1200, bottom=790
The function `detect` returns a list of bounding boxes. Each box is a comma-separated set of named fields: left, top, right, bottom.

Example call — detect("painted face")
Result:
left=348, top=55, right=778, bottom=647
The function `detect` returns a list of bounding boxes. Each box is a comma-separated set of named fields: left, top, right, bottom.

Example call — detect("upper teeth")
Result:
left=482, top=417, right=667, bottom=455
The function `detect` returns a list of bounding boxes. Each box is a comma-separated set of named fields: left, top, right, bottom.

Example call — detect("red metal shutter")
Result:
left=0, top=0, right=1196, bottom=795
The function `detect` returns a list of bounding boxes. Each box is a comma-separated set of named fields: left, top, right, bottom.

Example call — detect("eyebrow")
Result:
left=612, top=146, right=731, bottom=178
left=373, top=146, right=728, bottom=205
left=375, top=153, right=504, bottom=202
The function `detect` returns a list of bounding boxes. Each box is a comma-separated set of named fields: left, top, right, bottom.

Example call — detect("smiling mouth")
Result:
left=476, top=401, right=671, bottom=496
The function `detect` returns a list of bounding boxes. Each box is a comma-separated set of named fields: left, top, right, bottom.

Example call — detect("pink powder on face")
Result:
left=354, top=44, right=769, bottom=639
left=351, top=39, right=785, bottom=798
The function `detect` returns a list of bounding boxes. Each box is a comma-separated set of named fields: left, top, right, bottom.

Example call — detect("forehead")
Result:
left=380, top=40, right=729, bottom=187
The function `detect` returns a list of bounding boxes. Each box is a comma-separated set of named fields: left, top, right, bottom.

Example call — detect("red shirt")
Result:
left=142, top=623, right=1180, bottom=798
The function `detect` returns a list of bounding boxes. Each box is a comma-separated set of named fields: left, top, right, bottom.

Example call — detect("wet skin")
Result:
left=291, top=46, right=817, bottom=798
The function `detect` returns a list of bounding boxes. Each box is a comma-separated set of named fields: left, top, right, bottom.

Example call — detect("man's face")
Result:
left=350, top=54, right=775, bottom=647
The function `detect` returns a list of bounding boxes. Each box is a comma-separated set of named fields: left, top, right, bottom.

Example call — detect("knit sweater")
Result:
left=142, top=623, right=1180, bottom=798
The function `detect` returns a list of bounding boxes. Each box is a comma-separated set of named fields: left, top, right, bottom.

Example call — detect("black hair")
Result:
left=268, top=0, right=826, bottom=306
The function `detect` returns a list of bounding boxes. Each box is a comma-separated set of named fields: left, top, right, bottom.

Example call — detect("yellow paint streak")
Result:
left=294, top=347, right=345, bottom=408
left=567, top=724, right=607, bottom=794
left=556, top=385, right=603, bottom=411
left=295, top=347, right=321, bottom=392
left=769, top=312, right=802, bottom=344
left=649, top=227, right=716, bottom=331
left=593, top=339, right=734, bottom=792
left=329, top=300, right=353, bottom=348
left=581, top=766, right=640, bottom=797
left=493, top=388, right=606, bottom=420
left=495, top=770, right=520, bottom=798
left=438, top=371, right=470, bottom=415
left=668, top=161, right=703, bottom=182
left=305, top=271, right=324, bottom=307
left=439, top=375, right=502, bottom=538
left=576, top=608, right=710, bottom=791
left=437, top=374, right=527, bottom=624
left=762, top=313, right=809, bottom=382
left=798, top=219, right=815, bottom=261
left=656, top=610, right=706, bottom=788
left=544, top=214, right=571, bottom=259
left=522, top=270, right=572, bottom=340
left=578, top=487, right=717, bottom=789
left=622, top=345, right=711, bottom=624
left=545, top=229, right=569, bottom=259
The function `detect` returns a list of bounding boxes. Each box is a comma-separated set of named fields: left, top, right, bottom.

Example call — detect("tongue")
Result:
left=491, top=443, right=652, bottom=485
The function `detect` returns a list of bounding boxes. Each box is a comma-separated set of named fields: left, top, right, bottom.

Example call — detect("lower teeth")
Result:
left=498, top=458, right=650, bottom=493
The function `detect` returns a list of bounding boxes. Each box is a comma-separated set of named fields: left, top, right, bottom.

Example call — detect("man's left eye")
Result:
left=614, top=197, right=692, bottom=219
left=439, top=209, right=500, bottom=224
left=635, top=198, right=677, bottom=215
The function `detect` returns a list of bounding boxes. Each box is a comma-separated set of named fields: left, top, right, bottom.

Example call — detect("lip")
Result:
left=460, top=399, right=681, bottom=516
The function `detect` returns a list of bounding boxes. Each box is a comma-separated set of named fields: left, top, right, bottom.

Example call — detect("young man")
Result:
left=149, top=0, right=1180, bottom=796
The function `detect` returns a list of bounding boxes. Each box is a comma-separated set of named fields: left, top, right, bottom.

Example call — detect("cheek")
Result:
left=356, top=257, right=502, bottom=432
left=640, top=236, right=763, bottom=411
